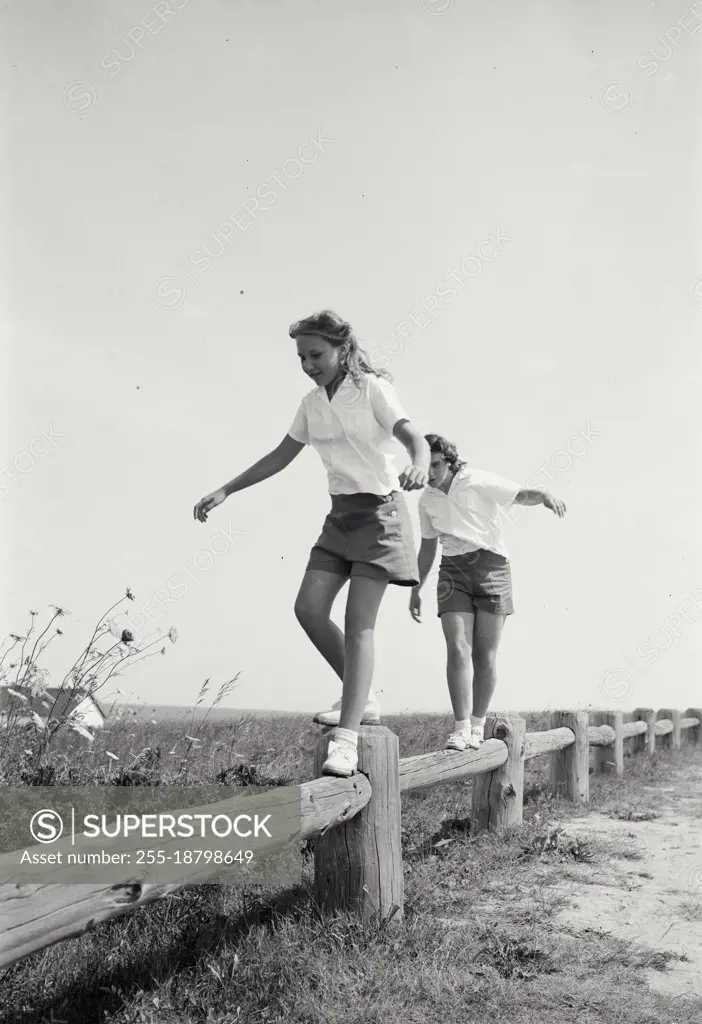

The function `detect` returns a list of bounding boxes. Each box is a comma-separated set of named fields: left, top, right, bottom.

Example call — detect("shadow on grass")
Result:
left=1, top=881, right=314, bottom=1024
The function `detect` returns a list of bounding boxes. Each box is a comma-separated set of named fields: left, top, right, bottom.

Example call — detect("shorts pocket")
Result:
left=375, top=499, right=402, bottom=531
left=477, top=562, right=512, bottom=598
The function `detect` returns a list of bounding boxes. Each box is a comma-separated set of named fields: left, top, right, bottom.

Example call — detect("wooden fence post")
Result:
left=472, top=713, right=526, bottom=833
left=657, top=708, right=677, bottom=751
left=313, top=726, right=403, bottom=925
left=621, top=710, right=633, bottom=760
left=684, top=707, right=702, bottom=747
left=548, top=710, right=589, bottom=803
left=633, top=707, right=655, bottom=756
left=670, top=709, right=682, bottom=750
left=590, top=710, right=623, bottom=777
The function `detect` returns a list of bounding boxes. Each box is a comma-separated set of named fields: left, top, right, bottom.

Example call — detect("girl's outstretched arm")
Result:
left=393, top=419, right=431, bottom=491
left=194, top=434, right=305, bottom=522
left=514, top=487, right=567, bottom=518
left=409, top=536, right=439, bottom=622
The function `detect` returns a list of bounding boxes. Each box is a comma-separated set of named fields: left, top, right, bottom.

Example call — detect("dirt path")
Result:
left=555, top=761, right=702, bottom=999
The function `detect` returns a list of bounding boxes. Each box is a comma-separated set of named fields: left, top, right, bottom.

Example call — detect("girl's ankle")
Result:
left=335, top=727, right=358, bottom=747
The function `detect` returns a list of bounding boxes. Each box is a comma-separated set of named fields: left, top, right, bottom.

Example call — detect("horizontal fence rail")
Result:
left=622, top=720, right=648, bottom=739
left=0, top=774, right=372, bottom=972
left=524, top=727, right=575, bottom=760
left=0, top=707, right=700, bottom=972
left=399, top=738, right=508, bottom=792
left=587, top=724, right=617, bottom=746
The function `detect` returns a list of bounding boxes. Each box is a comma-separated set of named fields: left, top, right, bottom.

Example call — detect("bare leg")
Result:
left=338, top=575, right=389, bottom=732
left=472, top=609, right=507, bottom=717
left=440, top=611, right=475, bottom=721
left=294, top=570, right=348, bottom=679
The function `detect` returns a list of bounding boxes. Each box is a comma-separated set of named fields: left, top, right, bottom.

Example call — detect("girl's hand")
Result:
left=409, top=589, right=422, bottom=622
left=399, top=464, right=428, bottom=491
left=544, top=492, right=567, bottom=518
left=193, top=488, right=227, bottom=522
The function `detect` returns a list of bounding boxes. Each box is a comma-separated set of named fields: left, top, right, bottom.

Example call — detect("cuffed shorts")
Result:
left=306, top=491, right=419, bottom=587
left=437, top=548, right=514, bottom=617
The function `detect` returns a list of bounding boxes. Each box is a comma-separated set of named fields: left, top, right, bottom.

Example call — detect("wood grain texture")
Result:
left=621, top=720, right=647, bottom=740
left=399, top=739, right=508, bottom=793
left=586, top=724, right=616, bottom=747
left=590, top=711, right=623, bottom=776
left=313, top=726, right=403, bottom=926
left=633, top=708, right=656, bottom=756
left=548, top=711, right=588, bottom=803
left=524, top=727, right=574, bottom=761
left=683, top=710, right=702, bottom=746
left=656, top=712, right=675, bottom=747
left=0, top=774, right=371, bottom=971
left=471, top=714, right=526, bottom=834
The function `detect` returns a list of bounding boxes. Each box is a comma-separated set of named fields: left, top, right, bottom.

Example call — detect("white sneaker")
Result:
left=322, top=739, right=358, bottom=778
left=313, top=697, right=381, bottom=727
left=471, top=724, right=485, bottom=746
left=446, top=729, right=480, bottom=751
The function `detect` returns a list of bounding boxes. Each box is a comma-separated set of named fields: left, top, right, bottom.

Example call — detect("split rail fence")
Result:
left=1, top=705, right=700, bottom=971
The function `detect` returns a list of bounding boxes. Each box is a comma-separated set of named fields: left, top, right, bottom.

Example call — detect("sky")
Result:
left=2, top=0, right=701, bottom=719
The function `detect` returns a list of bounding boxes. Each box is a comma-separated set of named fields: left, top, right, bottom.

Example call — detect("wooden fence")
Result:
left=1, top=705, right=700, bottom=971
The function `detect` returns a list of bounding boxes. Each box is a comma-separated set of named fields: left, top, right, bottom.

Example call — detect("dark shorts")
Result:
left=307, top=491, right=419, bottom=587
left=437, top=548, right=514, bottom=617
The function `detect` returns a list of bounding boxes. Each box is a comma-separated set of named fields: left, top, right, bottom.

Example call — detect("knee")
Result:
left=473, top=646, right=497, bottom=672
left=294, top=597, right=321, bottom=632
left=343, top=616, right=374, bottom=642
left=446, top=638, right=471, bottom=663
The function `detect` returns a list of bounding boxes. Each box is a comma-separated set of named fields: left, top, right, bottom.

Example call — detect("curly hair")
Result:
left=288, top=309, right=392, bottom=388
left=425, top=434, right=466, bottom=473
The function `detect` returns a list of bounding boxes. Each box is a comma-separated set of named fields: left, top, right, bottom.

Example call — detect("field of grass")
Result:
left=1, top=710, right=701, bottom=1024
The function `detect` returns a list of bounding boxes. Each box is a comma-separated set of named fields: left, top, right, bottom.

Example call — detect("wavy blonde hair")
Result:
left=288, top=309, right=392, bottom=388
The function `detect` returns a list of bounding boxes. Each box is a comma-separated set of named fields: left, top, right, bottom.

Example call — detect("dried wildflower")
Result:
left=121, top=629, right=134, bottom=644
left=168, top=627, right=179, bottom=644
left=29, top=610, right=38, bottom=617
left=56, top=628, right=63, bottom=636
left=69, top=720, right=94, bottom=741
left=9, top=634, right=24, bottom=642
left=125, top=587, right=135, bottom=601
left=107, top=617, right=132, bottom=643
left=50, top=605, right=68, bottom=617
left=25, top=666, right=50, bottom=694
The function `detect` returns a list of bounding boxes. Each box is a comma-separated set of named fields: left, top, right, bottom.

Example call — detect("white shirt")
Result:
left=287, top=373, right=409, bottom=495
left=418, top=467, right=520, bottom=559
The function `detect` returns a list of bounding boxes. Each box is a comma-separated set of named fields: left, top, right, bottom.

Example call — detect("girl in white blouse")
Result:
left=194, top=310, right=430, bottom=777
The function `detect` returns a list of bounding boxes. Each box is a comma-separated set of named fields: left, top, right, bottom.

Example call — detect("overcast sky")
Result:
left=3, top=0, right=700, bottom=717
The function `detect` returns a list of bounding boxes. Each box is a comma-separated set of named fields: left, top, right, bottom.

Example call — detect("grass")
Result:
left=1, top=711, right=702, bottom=1024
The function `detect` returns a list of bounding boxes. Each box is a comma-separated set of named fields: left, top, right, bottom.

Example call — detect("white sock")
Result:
left=471, top=715, right=486, bottom=733
left=335, top=727, right=358, bottom=748
left=455, top=719, right=471, bottom=732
